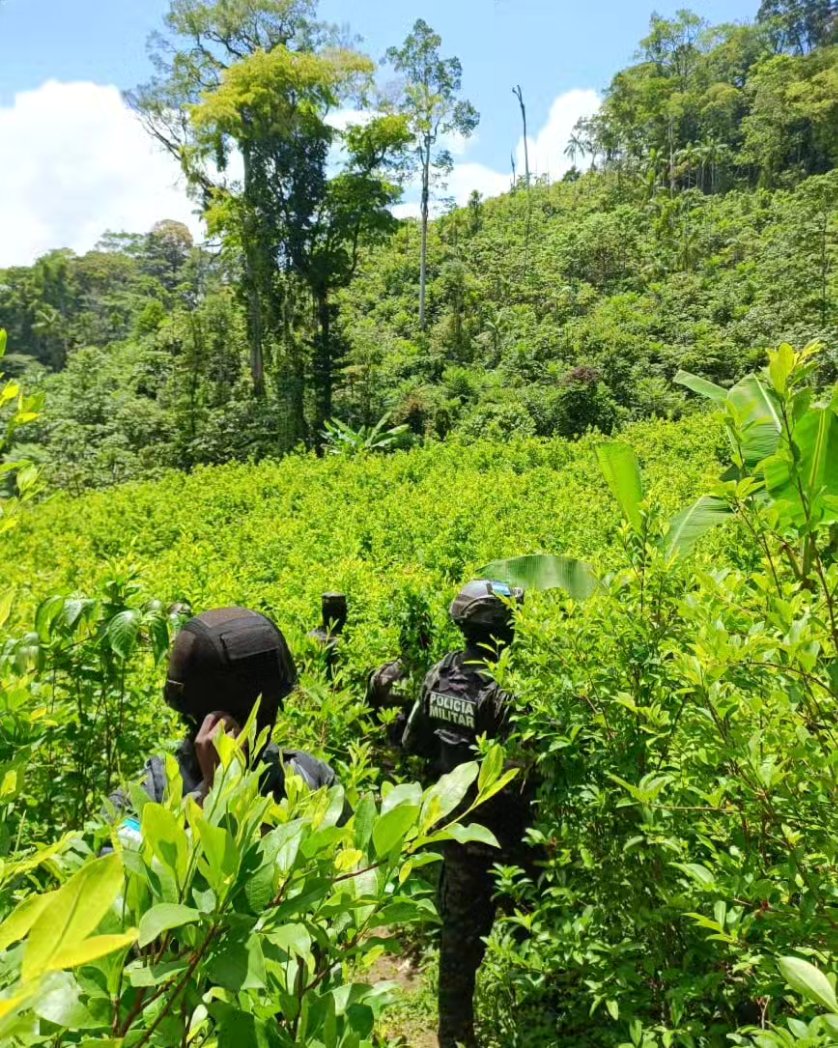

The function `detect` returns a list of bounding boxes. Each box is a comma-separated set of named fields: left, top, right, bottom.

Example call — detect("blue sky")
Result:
left=0, top=0, right=759, bottom=265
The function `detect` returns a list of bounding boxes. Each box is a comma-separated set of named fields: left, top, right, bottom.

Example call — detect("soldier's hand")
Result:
left=195, top=712, right=240, bottom=797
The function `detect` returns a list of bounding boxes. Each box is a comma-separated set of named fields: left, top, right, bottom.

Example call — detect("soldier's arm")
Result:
left=400, top=679, right=436, bottom=759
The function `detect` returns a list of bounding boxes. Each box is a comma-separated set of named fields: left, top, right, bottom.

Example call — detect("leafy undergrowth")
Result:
left=2, top=347, right=838, bottom=1046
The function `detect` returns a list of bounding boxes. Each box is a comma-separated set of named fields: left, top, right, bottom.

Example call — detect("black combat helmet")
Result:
left=164, top=607, right=297, bottom=733
left=450, top=580, right=524, bottom=645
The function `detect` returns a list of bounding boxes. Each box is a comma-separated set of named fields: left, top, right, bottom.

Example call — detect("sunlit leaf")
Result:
left=478, top=555, right=600, bottom=598
left=674, top=370, right=728, bottom=402
left=778, top=956, right=838, bottom=1014
left=663, top=496, right=732, bottom=558
left=138, top=904, right=201, bottom=948
left=596, top=442, right=644, bottom=532
left=23, top=853, right=126, bottom=981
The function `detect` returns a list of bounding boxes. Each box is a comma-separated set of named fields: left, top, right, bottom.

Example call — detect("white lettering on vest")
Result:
left=428, top=691, right=476, bottom=729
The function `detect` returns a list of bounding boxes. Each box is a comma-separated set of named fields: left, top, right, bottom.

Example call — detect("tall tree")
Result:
left=758, top=0, right=837, bottom=53
left=130, top=0, right=324, bottom=395
left=145, top=12, right=409, bottom=443
left=384, top=20, right=479, bottom=330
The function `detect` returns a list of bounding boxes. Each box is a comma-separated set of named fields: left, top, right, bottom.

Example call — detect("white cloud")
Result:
left=0, top=83, right=599, bottom=266
left=444, top=162, right=511, bottom=205
left=0, top=81, right=203, bottom=267
left=515, top=88, right=601, bottom=181
left=397, top=88, right=601, bottom=216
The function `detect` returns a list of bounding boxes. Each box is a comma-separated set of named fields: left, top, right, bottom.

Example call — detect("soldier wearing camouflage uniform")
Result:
left=401, top=581, right=534, bottom=1048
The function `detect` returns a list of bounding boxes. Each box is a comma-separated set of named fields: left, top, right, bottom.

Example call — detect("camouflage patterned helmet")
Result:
left=449, top=580, right=524, bottom=634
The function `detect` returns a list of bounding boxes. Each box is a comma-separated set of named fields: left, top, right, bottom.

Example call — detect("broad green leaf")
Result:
left=34, top=594, right=65, bottom=641
left=674, top=370, right=728, bottom=402
left=352, top=794, right=377, bottom=850
left=47, top=932, right=138, bottom=974
left=196, top=819, right=239, bottom=891
left=420, top=761, right=479, bottom=831
left=778, top=956, right=838, bottom=1014
left=399, top=852, right=441, bottom=884
left=474, top=766, right=520, bottom=808
left=207, top=932, right=266, bottom=992
left=138, top=904, right=201, bottom=948
left=794, top=406, right=838, bottom=500
left=727, top=373, right=782, bottom=466
left=381, top=781, right=422, bottom=816
left=444, top=823, right=500, bottom=848
left=106, top=610, right=141, bottom=660
left=477, top=743, right=504, bottom=794
left=672, top=862, right=715, bottom=887
left=23, top=853, right=125, bottom=981
left=268, top=923, right=312, bottom=959
left=0, top=330, right=6, bottom=360
left=33, top=972, right=98, bottom=1028
left=596, top=442, right=644, bottom=532
left=142, top=803, right=189, bottom=884
left=664, top=497, right=732, bottom=558
left=372, top=804, right=420, bottom=857
left=768, top=343, right=796, bottom=395
left=0, top=890, right=56, bottom=951
left=478, top=555, right=600, bottom=598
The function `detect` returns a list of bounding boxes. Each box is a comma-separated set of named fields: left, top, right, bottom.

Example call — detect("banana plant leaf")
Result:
left=596, top=442, right=644, bottom=533
left=727, top=373, right=782, bottom=467
left=663, top=496, right=732, bottom=559
left=674, top=370, right=728, bottom=403
left=762, top=405, right=838, bottom=525
left=478, top=555, right=601, bottom=598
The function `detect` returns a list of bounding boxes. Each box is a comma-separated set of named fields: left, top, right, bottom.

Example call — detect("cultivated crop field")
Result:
left=2, top=348, right=838, bottom=1045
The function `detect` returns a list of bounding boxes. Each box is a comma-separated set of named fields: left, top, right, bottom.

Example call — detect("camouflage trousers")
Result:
left=437, top=841, right=505, bottom=1048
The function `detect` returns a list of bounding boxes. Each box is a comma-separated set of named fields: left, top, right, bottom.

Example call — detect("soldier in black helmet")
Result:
left=401, top=580, right=534, bottom=1048
left=116, top=607, right=336, bottom=812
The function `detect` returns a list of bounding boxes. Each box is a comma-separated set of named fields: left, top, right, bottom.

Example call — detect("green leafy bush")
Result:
left=0, top=715, right=513, bottom=1045
left=479, top=344, right=838, bottom=1045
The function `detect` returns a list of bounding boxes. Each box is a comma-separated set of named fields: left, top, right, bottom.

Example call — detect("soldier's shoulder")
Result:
left=274, top=746, right=336, bottom=790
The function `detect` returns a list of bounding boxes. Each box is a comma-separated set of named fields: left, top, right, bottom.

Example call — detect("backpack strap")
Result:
left=284, top=750, right=336, bottom=790
left=144, top=756, right=168, bottom=804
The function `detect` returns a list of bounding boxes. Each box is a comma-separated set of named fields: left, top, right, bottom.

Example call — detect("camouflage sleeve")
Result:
left=478, top=683, right=513, bottom=741
left=365, top=660, right=405, bottom=712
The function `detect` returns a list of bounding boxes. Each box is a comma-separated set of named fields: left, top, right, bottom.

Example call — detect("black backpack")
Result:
left=138, top=741, right=336, bottom=804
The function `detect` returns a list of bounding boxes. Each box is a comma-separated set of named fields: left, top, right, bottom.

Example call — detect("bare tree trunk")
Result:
left=313, top=288, right=333, bottom=447
left=513, top=85, right=532, bottom=245
left=513, top=85, right=530, bottom=187
left=242, top=145, right=265, bottom=396
left=419, top=137, right=432, bottom=331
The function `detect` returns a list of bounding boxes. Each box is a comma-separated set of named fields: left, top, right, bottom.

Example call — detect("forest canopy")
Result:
left=0, top=0, right=835, bottom=489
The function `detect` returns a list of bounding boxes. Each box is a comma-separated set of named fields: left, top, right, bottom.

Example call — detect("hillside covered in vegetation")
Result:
left=0, top=0, right=837, bottom=1045
left=0, top=2, right=835, bottom=489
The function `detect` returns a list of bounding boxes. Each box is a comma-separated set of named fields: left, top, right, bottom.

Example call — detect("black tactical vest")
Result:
left=421, top=652, right=508, bottom=775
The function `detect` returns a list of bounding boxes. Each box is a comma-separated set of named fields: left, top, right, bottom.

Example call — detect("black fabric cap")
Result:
left=165, top=607, right=297, bottom=730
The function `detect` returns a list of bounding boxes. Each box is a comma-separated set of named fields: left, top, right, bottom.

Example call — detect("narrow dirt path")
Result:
left=369, top=948, right=437, bottom=1047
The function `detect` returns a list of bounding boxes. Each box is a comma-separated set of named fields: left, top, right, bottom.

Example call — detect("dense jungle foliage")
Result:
left=1, top=336, right=838, bottom=1045
left=1, top=0, right=838, bottom=1044
left=0, top=2, right=836, bottom=489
